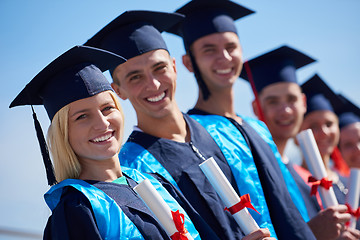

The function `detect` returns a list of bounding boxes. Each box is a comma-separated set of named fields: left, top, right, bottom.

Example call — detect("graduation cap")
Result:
left=301, top=74, right=341, bottom=116
left=84, top=10, right=184, bottom=61
left=240, top=45, right=316, bottom=93
left=168, top=0, right=254, bottom=51
left=239, top=45, right=315, bottom=121
left=167, top=0, right=254, bottom=101
left=9, top=45, right=126, bottom=185
left=336, top=94, right=360, bottom=129
left=301, top=74, right=351, bottom=175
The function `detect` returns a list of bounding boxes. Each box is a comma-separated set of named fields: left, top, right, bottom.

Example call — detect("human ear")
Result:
left=182, top=54, right=194, bottom=73
left=111, top=82, right=127, bottom=101
left=301, top=93, right=307, bottom=114
left=172, top=57, right=177, bottom=74
left=252, top=99, right=260, bottom=119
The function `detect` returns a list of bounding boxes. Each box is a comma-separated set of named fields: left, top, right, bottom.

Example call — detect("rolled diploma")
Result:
left=199, top=157, right=259, bottom=235
left=346, top=168, right=360, bottom=228
left=296, top=129, right=338, bottom=208
left=133, top=178, right=193, bottom=240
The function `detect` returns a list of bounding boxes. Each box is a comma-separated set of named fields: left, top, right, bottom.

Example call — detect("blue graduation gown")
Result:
left=332, top=171, right=347, bottom=205
left=120, top=114, right=276, bottom=239
left=43, top=176, right=168, bottom=240
left=286, top=162, right=321, bottom=219
left=187, top=109, right=316, bottom=240
left=43, top=172, right=202, bottom=240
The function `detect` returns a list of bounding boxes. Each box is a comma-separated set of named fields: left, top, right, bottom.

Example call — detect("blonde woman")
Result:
left=10, top=45, right=202, bottom=240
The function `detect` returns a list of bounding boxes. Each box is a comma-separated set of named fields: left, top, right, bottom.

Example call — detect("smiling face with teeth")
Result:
left=111, top=49, right=178, bottom=124
left=300, top=110, right=340, bottom=163
left=67, top=91, right=123, bottom=164
left=256, top=82, right=307, bottom=149
left=183, top=32, right=243, bottom=94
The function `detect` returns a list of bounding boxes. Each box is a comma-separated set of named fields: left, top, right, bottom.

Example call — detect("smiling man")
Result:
left=85, top=9, right=276, bottom=240
left=169, top=0, right=316, bottom=239
left=242, top=47, right=359, bottom=239
left=240, top=46, right=314, bottom=162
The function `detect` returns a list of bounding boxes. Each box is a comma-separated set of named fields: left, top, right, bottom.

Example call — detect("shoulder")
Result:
left=240, top=115, right=273, bottom=138
left=44, top=186, right=102, bottom=240
left=240, top=115, right=267, bottom=128
left=55, top=186, right=92, bottom=210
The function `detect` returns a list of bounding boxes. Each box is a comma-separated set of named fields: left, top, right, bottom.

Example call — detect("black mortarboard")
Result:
left=10, top=45, right=126, bottom=120
left=84, top=10, right=184, bottom=61
left=301, top=74, right=341, bottom=116
left=9, top=45, right=126, bottom=185
left=168, top=0, right=254, bottom=51
left=336, top=94, right=360, bottom=129
left=240, top=45, right=316, bottom=93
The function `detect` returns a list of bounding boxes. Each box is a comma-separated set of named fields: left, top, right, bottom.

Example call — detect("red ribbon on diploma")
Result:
left=346, top=203, right=360, bottom=219
left=224, top=193, right=260, bottom=215
left=170, top=210, right=189, bottom=240
left=308, top=176, right=333, bottom=196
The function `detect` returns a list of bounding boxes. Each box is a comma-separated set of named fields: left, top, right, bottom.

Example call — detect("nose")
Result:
left=145, top=73, right=161, bottom=91
left=318, top=125, right=331, bottom=137
left=92, top=111, right=110, bottom=130
left=218, top=49, right=232, bottom=62
left=355, top=142, right=360, bottom=153
left=279, top=103, right=292, bottom=114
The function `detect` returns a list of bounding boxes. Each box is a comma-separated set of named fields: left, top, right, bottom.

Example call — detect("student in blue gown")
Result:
left=241, top=45, right=358, bottom=239
left=240, top=45, right=320, bottom=218
left=300, top=75, right=349, bottom=204
left=85, top=9, right=275, bottom=240
left=300, top=75, right=360, bottom=239
left=166, top=0, right=315, bottom=239
left=9, top=45, right=204, bottom=240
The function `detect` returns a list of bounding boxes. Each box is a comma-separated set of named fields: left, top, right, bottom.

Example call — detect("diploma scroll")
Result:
left=199, top=157, right=260, bottom=235
left=133, top=179, right=193, bottom=240
left=346, top=168, right=360, bottom=228
left=296, top=129, right=338, bottom=208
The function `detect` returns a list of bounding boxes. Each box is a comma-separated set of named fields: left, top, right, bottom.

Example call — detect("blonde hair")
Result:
left=47, top=91, right=124, bottom=181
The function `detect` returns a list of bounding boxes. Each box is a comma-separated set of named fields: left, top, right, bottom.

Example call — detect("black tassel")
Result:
left=31, top=106, right=57, bottom=185
left=189, top=51, right=211, bottom=101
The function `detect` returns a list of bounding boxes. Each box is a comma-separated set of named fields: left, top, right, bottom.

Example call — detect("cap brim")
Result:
left=85, top=10, right=185, bottom=47
left=10, top=45, right=126, bottom=108
left=168, top=0, right=254, bottom=37
left=241, top=45, right=316, bottom=81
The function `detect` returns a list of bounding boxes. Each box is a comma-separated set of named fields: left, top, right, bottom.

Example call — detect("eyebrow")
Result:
left=152, top=61, right=166, bottom=69
left=200, top=43, right=216, bottom=49
left=70, top=108, right=91, bottom=118
left=124, top=59, right=168, bottom=79
left=125, top=70, right=143, bottom=79
left=69, top=100, right=114, bottom=118
left=263, top=95, right=279, bottom=102
left=263, top=93, right=298, bottom=101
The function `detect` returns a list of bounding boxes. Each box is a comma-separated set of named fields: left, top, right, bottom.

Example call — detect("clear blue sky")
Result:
left=1, top=0, right=359, bottom=238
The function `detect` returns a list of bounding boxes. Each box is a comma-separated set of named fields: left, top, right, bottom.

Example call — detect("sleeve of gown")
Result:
left=43, top=187, right=103, bottom=240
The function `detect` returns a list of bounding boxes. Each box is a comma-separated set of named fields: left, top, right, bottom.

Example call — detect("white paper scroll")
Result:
left=346, top=168, right=360, bottom=228
left=296, top=129, right=338, bottom=208
left=133, top=178, right=193, bottom=240
left=199, top=157, right=259, bottom=235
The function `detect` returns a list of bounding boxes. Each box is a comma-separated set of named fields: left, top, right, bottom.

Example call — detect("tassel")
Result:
left=31, top=106, right=57, bottom=185
left=331, top=147, right=350, bottom=177
left=244, top=61, right=266, bottom=123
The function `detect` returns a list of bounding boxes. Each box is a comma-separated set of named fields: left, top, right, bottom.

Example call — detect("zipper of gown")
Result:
left=189, top=141, right=207, bottom=162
